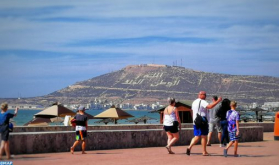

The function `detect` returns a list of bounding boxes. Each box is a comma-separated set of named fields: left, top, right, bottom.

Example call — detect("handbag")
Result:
left=194, top=100, right=208, bottom=128
left=70, top=118, right=76, bottom=127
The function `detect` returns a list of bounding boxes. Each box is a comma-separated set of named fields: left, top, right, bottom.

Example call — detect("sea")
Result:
left=7, top=109, right=161, bottom=126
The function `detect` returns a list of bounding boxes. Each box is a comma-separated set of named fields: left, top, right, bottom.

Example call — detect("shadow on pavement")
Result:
left=86, top=152, right=121, bottom=155
left=238, top=145, right=265, bottom=148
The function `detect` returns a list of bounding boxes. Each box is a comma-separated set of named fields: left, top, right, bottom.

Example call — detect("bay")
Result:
left=8, top=109, right=160, bottom=126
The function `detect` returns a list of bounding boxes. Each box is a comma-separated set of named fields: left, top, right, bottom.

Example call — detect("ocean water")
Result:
left=8, top=109, right=161, bottom=126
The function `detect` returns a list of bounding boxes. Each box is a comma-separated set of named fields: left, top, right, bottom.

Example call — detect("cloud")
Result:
left=0, top=0, right=279, bottom=97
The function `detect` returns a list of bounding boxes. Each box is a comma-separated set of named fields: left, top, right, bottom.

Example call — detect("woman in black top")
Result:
left=217, top=99, right=231, bottom=147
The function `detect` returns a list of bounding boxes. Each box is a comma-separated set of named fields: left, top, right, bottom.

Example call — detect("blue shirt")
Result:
left=0, top=112, right=14, bottom=125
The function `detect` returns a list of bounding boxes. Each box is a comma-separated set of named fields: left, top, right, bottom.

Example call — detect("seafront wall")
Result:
left=13, top=122, right=274, bottom=132
left=13, top=124, right=193, bottom=132
left=240, top=123, right=274, bottom=132
left=9, top=126, right=263, bottom=154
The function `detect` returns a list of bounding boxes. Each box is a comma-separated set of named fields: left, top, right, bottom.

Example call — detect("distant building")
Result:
left=262, top=102, right=279, bottom=110
left=251, top=102, right=258, bottom=109
left=8, top=104, right=44, bottom=110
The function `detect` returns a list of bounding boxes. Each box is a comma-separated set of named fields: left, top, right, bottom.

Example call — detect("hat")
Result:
left=78, top=106, right=85, bottom=111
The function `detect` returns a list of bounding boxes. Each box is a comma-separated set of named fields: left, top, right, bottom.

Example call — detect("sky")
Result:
left=0, top=0, right=279, bottom=98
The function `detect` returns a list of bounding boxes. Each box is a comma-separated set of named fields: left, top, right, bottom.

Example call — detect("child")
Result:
left=224, top=101, right=240, bottom=157
left=0, top=103, right=18, bottom=160
left=70, top=106, right=88, bottom=154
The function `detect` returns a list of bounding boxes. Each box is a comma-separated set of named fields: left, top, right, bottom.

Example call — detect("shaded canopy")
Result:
left=127, top=115, right=157, bottom=124
left=94, top=118, right=115, bottom=125
left=251, top=107, right=266, bottom=122
left=24, top=117, right=51, bottom=126
left=24, top=117, right=65, bottom=126
left=34, top=105, right=76, bottom=118
left=50, top=117, right=64, bottom=123
left=94, top=105, right=134, bottom=119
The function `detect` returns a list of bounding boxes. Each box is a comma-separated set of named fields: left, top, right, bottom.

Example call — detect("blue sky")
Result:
left=0, top=0, right=279, bottom=98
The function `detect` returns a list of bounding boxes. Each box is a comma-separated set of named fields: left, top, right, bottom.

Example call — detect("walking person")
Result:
left=163, top=97, right=181, bottom=154
left=224, top=101, right=240, bottom=157
left=216, top=99, right=231, bottom=147
left=70, top=106, right=88, bottom=154
left=207, top=96, right=222, bottom=146
left=186, top=91, right=222, bottom=156
left=0, top=103, right=18, bottom=160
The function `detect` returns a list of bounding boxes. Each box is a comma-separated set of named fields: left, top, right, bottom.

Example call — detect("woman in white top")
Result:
left=163, top=97, right=181, bottom=154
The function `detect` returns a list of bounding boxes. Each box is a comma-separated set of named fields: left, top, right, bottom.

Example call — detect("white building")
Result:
left=262, top=102, right=279, bottom=110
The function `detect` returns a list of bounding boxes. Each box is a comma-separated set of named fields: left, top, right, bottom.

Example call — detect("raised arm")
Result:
left=206, top=97, right=222, bottom=109
left=14, top=107, right=18, bottom=117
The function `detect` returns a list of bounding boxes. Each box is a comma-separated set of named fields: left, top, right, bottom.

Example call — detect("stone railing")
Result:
left=9, top=126, right=263, bottom=154
left=13, top=122, right=273, bottom=132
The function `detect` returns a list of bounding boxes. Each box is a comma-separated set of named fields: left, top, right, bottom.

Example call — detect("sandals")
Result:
left=186, top=148, right=190, bottom=156
left=165, top=146, right=175, bottom=154
left=70, top=147, right=74, bottom=154
left=203, top=153, right=211, bottom=156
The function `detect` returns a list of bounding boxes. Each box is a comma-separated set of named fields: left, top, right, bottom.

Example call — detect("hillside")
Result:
left=43, top=64, right=279, bottom=104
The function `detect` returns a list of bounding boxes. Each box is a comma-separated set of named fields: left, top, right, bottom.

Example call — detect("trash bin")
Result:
left=274, top=112, right=279, bottom=141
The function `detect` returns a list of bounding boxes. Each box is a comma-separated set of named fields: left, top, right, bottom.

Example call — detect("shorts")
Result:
left=75, top=130, right=87, bottom=141
left=229, top=131, right=239, bottom=142
left=209, top=121, right=222, bottom=133
left=193, top=125, right=208, bottom=136
left=164, top=125, right=178, bottom=133
left=0, top=129, right=9, bottom=141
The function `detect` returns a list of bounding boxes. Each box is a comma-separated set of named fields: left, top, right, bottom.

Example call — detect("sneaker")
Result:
left=223, top=149, right=227, bottom=157
left=206, top=144, right=211, bottom=146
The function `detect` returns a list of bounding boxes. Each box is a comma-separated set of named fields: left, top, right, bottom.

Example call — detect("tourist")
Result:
left=207, top=96, right=222, bottom=146
left=70, top=106, right=88, bottom=154
left=186, top=91, right=222, bottom=156
left=163, top=97, right=181, bottom=154
left=216, top=99, right=231, bottom=147
left=224, top=101, right=240, bottom=157
left=0, top=102, right=18, bottom=160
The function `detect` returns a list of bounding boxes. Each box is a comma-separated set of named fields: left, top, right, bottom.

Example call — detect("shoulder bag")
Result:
left=194, top=100, right=208, bottom=128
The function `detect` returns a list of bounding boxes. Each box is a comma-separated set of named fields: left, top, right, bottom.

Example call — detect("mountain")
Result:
left=43, top=64, right=279, bottom=105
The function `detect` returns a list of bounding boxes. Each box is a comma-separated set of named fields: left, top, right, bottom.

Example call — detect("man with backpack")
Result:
left=186, top=91, right=222, bottom=156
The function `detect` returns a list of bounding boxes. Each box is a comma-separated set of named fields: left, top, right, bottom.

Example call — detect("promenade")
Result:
left=7, top=132, right=278, bottom=165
